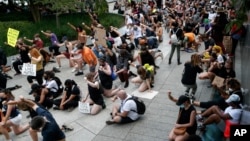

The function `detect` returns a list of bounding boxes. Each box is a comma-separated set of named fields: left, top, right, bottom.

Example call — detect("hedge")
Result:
left=0, top=12, right=125, bottom=56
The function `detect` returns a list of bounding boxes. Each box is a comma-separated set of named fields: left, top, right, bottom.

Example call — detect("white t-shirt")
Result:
left=43, top=79, right=58, bottom=93
left=217, top=54, right=224, bottom=64
left=133, top=27, right=143, bottom=39
left=224, top=106, right=242, bottom=124
left=121, top=95, right=139, bottom=120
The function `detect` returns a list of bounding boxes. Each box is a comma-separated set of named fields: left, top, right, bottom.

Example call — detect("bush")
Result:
left=0, top=12, right=125, bottom=56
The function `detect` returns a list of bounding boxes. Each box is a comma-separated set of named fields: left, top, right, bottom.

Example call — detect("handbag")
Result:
left=173, top=127, right=187, bottom=135
left=222, top=36, right=232, bottom=54
left=173, top=109, right=187, bottom=135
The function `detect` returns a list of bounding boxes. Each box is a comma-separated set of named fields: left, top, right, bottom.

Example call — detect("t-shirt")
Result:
left=43, top=80, right=58, bottom=93
left=36, top=107, right=65, bottom=141
left=65, top=85, right=80, bottom=101
left=121, top=95, right=139, bottom=120
left=224, top=106, right=242, bottom=124
left=181, top=62, right=203, bottom=85
left=50, top=33, right=59, bottom=46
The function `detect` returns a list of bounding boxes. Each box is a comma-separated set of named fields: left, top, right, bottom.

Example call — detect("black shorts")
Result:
left=120, top=116, right=135, bottom=124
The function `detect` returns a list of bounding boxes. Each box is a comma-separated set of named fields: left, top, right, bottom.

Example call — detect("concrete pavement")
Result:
left=1, top=2, right=214, bottom=141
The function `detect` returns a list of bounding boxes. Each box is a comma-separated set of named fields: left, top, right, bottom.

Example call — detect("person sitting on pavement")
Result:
left=96, top=56, right=115, bottom=97
left=129, top=61, right=154, bottom=92
left=29, top=83, right=53, bottom=109
left=196, top=94, right=242, bottom=132
left=18, top=96, right=66, bottom=141
left=167, top=92, right=197, bottom=141
left=81, top=73, right=106, bottom=115
left=193, top=78, right=244, bottom=111
left=106, top=89, right=140, bottom=125
left=115, top=48, right=132, bottom=88
left=34, top=71, right=62, bottom=109
left=53, top=79, right=80, bottom=111
left=0, top=89, right=30, bottom=141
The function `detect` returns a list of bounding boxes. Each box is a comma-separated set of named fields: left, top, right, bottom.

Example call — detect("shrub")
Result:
left=0, top=12, right=124, bottom=56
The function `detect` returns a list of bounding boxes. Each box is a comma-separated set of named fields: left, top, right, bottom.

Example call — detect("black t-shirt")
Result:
left=178, top=106, right=197, bottom=135
left=181, top=62, right=203, bottom=85
left=65, top=85, right=80, bottom=101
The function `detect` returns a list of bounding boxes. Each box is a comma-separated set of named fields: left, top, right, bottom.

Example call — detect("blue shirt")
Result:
left=36, top=107, right=65, bottom=141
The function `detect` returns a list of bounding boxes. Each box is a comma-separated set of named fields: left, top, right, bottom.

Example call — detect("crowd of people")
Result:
left=0, top=0, right=248, bottom=141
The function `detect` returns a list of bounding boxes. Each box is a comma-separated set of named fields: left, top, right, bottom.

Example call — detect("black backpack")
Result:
left=53, top=76, right=64, bottom=94
left=125, top=96, right=146, bottom=115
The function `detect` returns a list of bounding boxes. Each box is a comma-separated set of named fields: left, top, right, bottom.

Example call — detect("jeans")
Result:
left=169, top=43, right=181, bottom=61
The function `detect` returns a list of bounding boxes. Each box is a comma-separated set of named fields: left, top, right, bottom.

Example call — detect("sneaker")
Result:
left=124, top=81, right=129, bottom=88
left=190, top=94, right=195, bottom=100
left=75, top=71, right=84, bottom=76
left=62, top=124, right=74, bottom=132
left=196, top=114, right=204, bottom=122
left=53, top=106, right=60, bottom=110
left=71, top=68, right=77, bottom=73
left=106, top=120, right=115, bottom=125
left=52, top=67, right=60, bottom=73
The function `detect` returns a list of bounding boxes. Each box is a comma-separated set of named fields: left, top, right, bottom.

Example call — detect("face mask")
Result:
left=179, top=104, right=184, bottom=108
left=229, top=88, right=233, bottom=92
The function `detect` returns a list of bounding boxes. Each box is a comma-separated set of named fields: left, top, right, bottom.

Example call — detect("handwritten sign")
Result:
left=94, top=28, right=106, bottom=46
left=21, top=63, right=36, bottom=76
left=7, top=28, right=20, bottom=47
left=212, top=75, right=225, bottom=88
left=78, top=101, right=90, bottom=114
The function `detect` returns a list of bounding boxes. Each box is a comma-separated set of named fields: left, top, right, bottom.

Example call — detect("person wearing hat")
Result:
left=168, top=91, right=197, bottom=141
left=197, top=94, right=242, bottom=131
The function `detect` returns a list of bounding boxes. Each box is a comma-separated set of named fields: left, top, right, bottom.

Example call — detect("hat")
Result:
left=30, top=83, right=41, bottom=94
left=226, top=94, right=240, bottom=103
left=176, top=95, right=189, bottom=106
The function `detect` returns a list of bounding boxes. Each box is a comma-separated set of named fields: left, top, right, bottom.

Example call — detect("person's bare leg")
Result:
left=29, top=128, right=39, bottom=141
left=0, top=124, right=10, bottom=140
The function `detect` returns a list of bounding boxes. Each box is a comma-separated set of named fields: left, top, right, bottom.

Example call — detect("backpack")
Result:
left=125, top=96, right=146, bottom=115
left=170, top=28, right=180, bottom=44
left=53, top=76, right=64, bottom=94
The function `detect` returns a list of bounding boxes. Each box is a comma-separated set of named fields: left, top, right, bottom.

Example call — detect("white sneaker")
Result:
left=71, top=68, right=77, bottom=73
left=56, top=66, right=61, bottom=69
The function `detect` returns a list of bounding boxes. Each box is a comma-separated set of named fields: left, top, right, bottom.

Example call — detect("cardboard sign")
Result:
left=212, top=75, right=225, bottom=88
left=21, top=63, right=36, bottom=76
left=7, top=28, right=20, bottom=47
left=78, top=101, right=90, bottom=114
left=94, top=28, right=106, bottom=46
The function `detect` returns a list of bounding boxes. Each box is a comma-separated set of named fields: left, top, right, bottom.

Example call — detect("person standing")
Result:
left=181, top=54, right=203, bottom=100
left=168, top=22, right=184, bottom=65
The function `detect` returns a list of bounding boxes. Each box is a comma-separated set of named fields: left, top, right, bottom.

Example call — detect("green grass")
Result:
left=0, top=12, right=125, bottom=56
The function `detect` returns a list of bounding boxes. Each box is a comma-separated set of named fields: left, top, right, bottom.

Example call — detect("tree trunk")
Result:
left=29, top=0, right=41, bottom=22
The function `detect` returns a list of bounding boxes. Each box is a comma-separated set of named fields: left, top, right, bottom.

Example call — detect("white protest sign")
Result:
left=78, top=101, right=90, bottom=114
left=21, top=63, right=36, bottom=76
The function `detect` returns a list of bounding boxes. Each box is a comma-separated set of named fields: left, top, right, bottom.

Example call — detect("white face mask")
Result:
left=179, top=104, right=184, bottom=108
left=229, top=88, right=233, bottom=92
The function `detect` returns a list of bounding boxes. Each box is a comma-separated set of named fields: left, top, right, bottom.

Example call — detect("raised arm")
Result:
left=67, top=22, right=76, bottom=30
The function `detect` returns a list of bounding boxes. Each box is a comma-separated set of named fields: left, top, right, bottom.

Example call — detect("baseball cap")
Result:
left=176, top=95, right=189, bottom=106
left=30, top=83, right=41, bottom=94
left=226, top=94, right=240, bottom=103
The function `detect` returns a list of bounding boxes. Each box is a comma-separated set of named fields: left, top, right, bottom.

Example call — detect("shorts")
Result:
left=10, top=114, right=22, bottom=125
left=120, top=116, right=135, bottom=124
left=62, top=52, right=70, bottom=59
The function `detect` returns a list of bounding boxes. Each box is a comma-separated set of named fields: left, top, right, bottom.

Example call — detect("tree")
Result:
left=225, top=0, right=250, bottom=32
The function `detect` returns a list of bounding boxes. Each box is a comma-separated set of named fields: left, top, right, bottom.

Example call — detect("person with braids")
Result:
left=181, top=53, right=203, bottom=100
